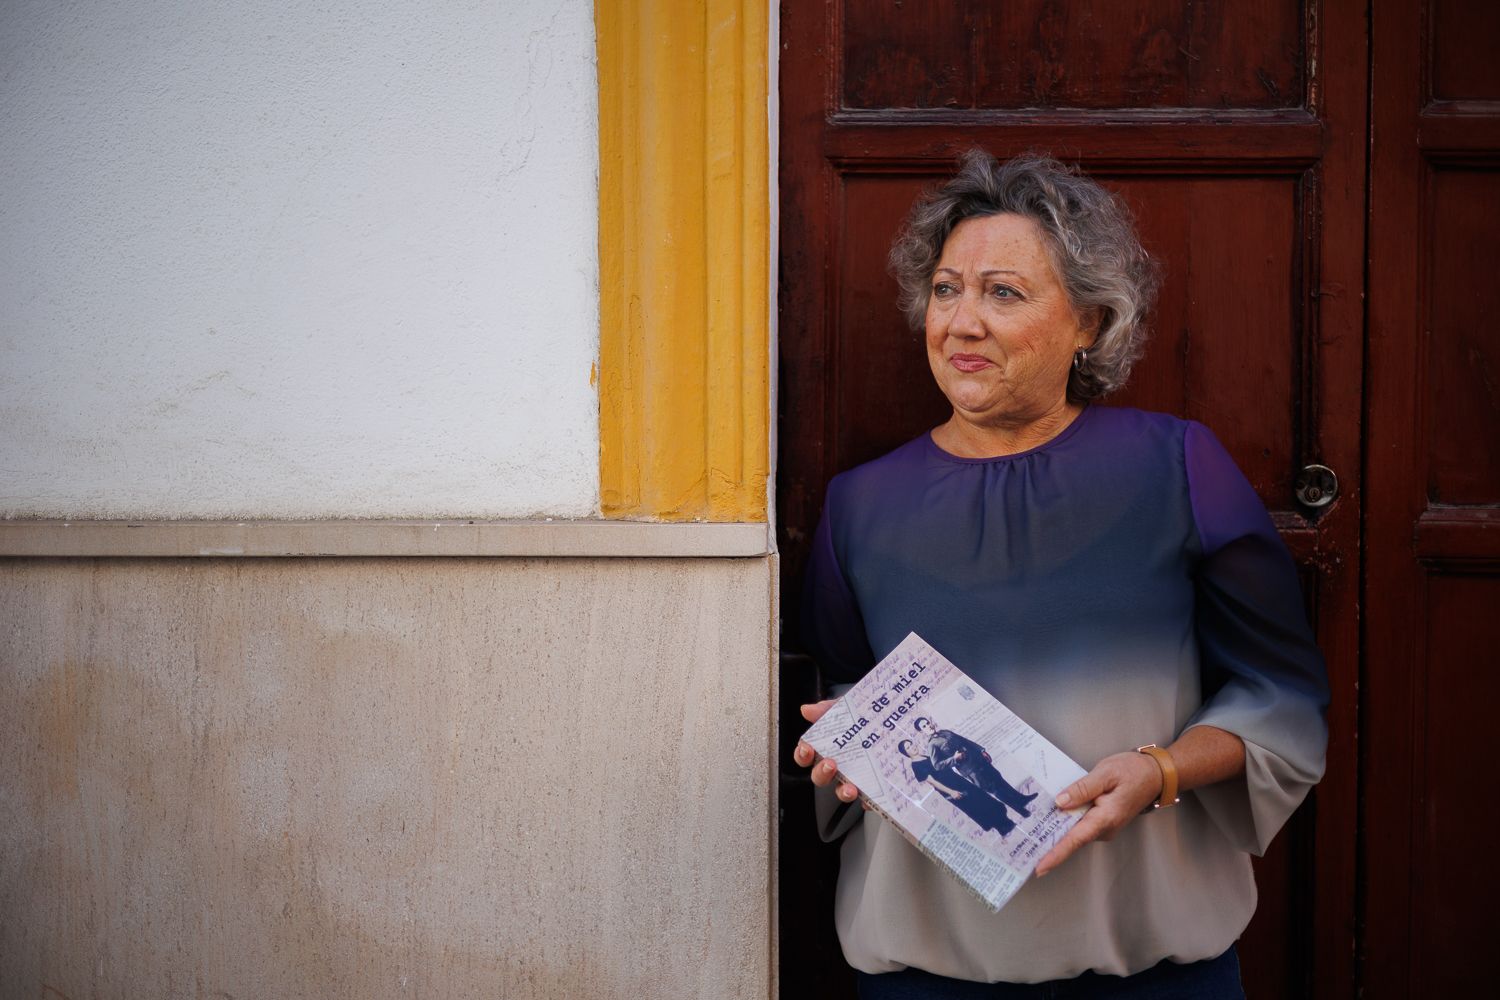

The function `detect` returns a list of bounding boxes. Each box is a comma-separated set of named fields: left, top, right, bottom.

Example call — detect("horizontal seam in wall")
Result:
left=0, top=521, right=774, bottom=559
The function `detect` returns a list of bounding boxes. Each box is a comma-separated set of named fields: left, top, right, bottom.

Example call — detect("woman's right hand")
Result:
left=794, top=700, right=862, bottom=804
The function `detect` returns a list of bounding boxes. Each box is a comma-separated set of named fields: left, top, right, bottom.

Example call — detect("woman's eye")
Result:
left=990, top=284, right=1019, bottom=299
left=932, top=282, right=957, bottom=297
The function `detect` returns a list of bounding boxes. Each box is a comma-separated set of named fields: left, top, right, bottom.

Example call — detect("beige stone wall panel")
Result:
left=0, top=557, right=775, bottom=999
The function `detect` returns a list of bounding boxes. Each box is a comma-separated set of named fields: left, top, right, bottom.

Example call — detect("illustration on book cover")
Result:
left=801, top=632, right=1088, bottom=912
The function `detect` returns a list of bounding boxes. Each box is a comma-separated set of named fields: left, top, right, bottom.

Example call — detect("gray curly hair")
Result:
left=888, top=150, right=1159, bottom=401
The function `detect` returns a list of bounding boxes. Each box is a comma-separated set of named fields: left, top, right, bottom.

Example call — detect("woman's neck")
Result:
left=932, top=401, right=1084, bottom=459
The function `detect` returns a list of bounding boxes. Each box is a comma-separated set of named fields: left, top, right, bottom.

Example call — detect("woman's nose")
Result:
left=949, top=290, right=985, bottom=338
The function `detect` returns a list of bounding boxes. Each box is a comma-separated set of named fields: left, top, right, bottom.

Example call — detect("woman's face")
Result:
left=924, top=213, right=1094, bottom=427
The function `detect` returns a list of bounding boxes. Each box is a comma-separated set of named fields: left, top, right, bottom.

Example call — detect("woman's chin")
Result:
left=945, top=390, right=1012, bottom=421
left=936, top=376, right=998, bottom=408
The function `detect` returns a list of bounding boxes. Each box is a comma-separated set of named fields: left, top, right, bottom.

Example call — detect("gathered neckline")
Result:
left=923, top=404, right=1095, bottom=465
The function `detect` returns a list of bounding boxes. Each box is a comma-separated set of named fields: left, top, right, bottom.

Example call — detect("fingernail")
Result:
left=1055, top=792, right=1071, bottom=807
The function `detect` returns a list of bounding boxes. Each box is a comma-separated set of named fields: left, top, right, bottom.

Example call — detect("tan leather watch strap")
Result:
left=1136, top=743, right=1180, bottom=810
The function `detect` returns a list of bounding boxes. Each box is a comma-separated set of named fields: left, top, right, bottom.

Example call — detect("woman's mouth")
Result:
left=949, top=354, right=994, bottom=373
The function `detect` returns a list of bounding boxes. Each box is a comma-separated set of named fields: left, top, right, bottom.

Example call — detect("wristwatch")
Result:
left=1135, top=743, right=1181, bottom=810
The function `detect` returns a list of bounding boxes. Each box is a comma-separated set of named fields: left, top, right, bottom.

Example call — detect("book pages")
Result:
left=801, top=632, right=1088, bottom=912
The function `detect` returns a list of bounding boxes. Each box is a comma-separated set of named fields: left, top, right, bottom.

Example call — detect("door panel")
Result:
left=832, top=173, right=947, bottom=473
left=1430, top=0, right=1500, bottom=101
left=839, top=0, right=1305, bottom=110
left=780, top=2, right=1365, bottom=997
left=1420, top=573, right=1500, bottom=974
left=1425, top=168, right=1500, bottom=504
left=1107, top=174, right=1304, bottom=506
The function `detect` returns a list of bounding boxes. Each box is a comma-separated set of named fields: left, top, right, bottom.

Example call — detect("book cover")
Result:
left=801, top=632, right=1088, bottom=912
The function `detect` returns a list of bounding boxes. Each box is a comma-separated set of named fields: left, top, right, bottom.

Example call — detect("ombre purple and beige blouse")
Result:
left=802, top=405, right=1329, bottom=983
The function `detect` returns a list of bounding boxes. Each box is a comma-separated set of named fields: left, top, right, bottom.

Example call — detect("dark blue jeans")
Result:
left=856, top=947, right=1244, bottom=1000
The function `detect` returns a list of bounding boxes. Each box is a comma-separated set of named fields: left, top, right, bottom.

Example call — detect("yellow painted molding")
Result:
left=596, top=0, right=770, bottom=522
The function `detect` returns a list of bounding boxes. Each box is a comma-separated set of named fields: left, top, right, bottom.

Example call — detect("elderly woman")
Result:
left=792, top=152, right=1328, bottom=998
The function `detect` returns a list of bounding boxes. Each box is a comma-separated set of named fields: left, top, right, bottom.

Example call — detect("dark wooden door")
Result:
left=777, top=2, right=1365, bottom=996
left=1362, top=1, right=1500, bottom=995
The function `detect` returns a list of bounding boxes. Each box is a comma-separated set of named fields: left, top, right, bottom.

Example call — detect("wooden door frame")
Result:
left=1362, top=0, right=1500, bottom=992
left=1304, top=2, right=1366, bottom=994
left=1362, top=3, right=1423, bottom=988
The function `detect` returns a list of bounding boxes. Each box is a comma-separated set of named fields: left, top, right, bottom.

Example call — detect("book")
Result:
left=800, top=631, right=1088, bottom=912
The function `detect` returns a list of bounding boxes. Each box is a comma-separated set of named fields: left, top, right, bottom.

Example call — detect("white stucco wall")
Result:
left=0, top=0, right=599, bottom=518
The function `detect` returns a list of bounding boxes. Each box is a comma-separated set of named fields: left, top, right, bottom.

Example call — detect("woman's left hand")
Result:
left=1033, top=750, right=1164, bottom=877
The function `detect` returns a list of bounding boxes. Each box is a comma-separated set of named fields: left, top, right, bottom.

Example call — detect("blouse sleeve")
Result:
left=1182, top=422, right=1330, bottom=855
left=801, top=478, right=875, bottom=686
left=801, top=480, right=877, bottom=841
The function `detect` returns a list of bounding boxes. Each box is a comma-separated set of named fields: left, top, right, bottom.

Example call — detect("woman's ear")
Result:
left=1077, top=307, right=1103, bottom=349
